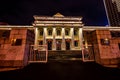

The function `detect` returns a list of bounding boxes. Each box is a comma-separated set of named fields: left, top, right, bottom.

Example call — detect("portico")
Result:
left=33, top=13, right=84, bottom=51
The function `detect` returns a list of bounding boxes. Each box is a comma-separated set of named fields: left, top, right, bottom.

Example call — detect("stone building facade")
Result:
left=0, top=27, right=34, bottom=67
left=33, top=13, right=83, bottom=51
left=0, top=14, right=120, bottom=68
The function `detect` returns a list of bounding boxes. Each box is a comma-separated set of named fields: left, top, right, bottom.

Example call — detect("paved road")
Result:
left=0, top=60, right=120, bottom=80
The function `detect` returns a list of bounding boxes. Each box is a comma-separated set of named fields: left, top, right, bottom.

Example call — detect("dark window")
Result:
left=47, top=41, right=52, bottom=50
left=48, top=29, right=52, bottom=35
left=11, top=39, right=22, bottom=46
left=2, top=31, right=10, bottom=38
left=57, top=30, right=61, bottom=36
left=74, top=29, right=78, bottom=35
left=66, top=41, right=70, bottom=50
left=65, top=29, right=69, bottom=35
left=101, top=39, right=110, bottom=45
left=74, top=41, right=78, bottom=47
left=111, top=31, right=120, bottom=37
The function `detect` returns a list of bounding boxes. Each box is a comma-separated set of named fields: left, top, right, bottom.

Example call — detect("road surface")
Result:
left=0, top=60, right=120, bottom=80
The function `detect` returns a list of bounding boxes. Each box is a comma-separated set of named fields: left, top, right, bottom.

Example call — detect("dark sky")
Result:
left=0, top=0, right=108, bottom=26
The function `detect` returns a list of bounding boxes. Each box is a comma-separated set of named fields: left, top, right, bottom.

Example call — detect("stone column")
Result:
left=43, top=28, right=47, bottom=45
left=70, top=28, right=74, bottom=50
left=61, top=28, right=66, bottom=50
left=34, top=27, right=38, bottom=45
left=52, top=28, right=56, bottom=50
left=78, top=28, right=83, bottom=50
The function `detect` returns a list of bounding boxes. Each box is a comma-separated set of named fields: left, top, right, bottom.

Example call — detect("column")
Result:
left=61, top=27, right=65, bottom=50
left=43, top=28, right=47, bottom=45
left=70, top=28, right=74, bottom=50
left=84, top=33, right=88, bottom=48
left=78, top=28, right=83, bottom=50
left=52, top=28, right=56, bottom=50
left=34, top=27, right=38, bottom=45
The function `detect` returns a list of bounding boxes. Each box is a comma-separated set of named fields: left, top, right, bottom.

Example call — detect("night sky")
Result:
left=0, top=0, right=108, bottom=26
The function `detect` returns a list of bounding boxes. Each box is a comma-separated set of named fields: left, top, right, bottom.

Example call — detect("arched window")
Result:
left=57, top=29, right=61, bottom=36
left=74, top=29, right=78, bottom=35
left=39, top=29, right=43, bottom=36
left=48, top=29, right=52, bottom=35
left=65, top=29, right=69, bottom=35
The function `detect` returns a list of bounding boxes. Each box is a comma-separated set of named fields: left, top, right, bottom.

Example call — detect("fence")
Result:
left=82, top=45, right=95, bottom=62
left=28, top=45, right=48, bottom=63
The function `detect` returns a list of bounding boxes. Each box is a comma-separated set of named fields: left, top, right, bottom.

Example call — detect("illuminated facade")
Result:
left=0, top=13, right=120, bottom=68
left=33, top=13, right=84, bottom=51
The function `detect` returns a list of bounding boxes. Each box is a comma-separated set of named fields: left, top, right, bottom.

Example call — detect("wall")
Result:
left=92, top=30, right=120, bottom=67
left=0, top=28, right=34, bottom=67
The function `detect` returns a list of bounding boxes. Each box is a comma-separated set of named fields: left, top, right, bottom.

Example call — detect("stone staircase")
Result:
left=48, top=50, right=82, bottom=60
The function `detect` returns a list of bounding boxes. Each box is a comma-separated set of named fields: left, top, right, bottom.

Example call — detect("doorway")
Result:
left=47, top=40, right=52, bottom=50
left=56, top=40, right=61, bottom=50
left=65, top=40, right=70, bottom=50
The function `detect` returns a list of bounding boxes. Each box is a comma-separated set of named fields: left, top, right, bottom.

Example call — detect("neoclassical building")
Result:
left=33, top=13, right=84, bottom=51
left=0, top=13, right=120, bottom=68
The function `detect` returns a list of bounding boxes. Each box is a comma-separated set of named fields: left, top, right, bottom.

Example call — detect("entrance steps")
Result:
left=48, top=50, right=82, bottom=60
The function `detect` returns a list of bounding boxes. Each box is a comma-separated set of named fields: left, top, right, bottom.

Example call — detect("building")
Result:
left=33, top=13, right=83, bottom=51
left=0, top=13, right=120, bottom=68
left=103, top=0, right=120, bottom=26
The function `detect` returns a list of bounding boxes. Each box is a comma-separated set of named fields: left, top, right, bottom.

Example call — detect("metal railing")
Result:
left=28, top=45, right=48, bottom=63
left=82, top=45, right=95, bottom=62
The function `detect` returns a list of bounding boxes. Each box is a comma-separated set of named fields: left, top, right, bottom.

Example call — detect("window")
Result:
left=2, top=31, right=10, bottom=38
left=74, top=41, right=78, bottom=47
left=74, top=29, right=78, bottom=35
left=40, top=30, right=43, bottom=36
left=65, top=29, right=69, bottom=35
left=100, top=38, right=110, bottom=45
left=11, top=39, right=22, bottom=46
left=57, top=29, right=61, bottom=36
left=48, top=29, right=52, bottom=35
left=111, top=31, right=120, bottom=37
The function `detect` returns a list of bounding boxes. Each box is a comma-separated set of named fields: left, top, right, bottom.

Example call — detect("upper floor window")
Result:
left=48, top=29, right=52, bottom=35
left=39, top=28, right=43, bottom=36
left=111, top=31, right=120, bottom=37
left=57, top=29, right=61, bottom=36
left=65, top=29, right=69, bottom=36
left=74, top=29, right=78, bottom=36
left=1, top=30, right=10, bottom=38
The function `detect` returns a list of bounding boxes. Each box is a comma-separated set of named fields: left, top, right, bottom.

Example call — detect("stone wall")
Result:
left=92, top=30, right=120, bottom=67
left=0, top=28, right=34, bottom=67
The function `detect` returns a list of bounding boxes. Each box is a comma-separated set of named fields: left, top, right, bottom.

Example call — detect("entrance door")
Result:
left=56, top=40, right=61, bottom=50
left=66, top=40, right=70, bottom=50
left=47, top=40, right=52, bottom=50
